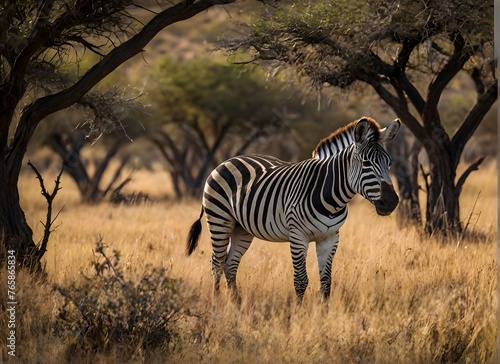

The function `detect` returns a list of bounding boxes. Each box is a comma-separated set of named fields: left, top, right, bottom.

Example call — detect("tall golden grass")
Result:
left=2, top=159, right=497, bottom=363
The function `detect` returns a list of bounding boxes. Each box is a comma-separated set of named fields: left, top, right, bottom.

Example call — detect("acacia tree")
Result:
left=0, top=0, right=238, bottom=269
left=228, top=0, right=496, bottom=235
left=149, top=58, right=302, bottom=197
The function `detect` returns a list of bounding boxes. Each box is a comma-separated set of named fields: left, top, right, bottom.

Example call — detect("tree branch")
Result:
left=151, top=134, right=176, bottom=171
left=423, top=33, right=470, bottom=126
left=66, top=35, right=107, bottom=57
left=102, top=155, right=131, bottom=198
left=450, top=82, right=497, bottom=170
left=396, top=39, right=426, bottom=115
left=28, top=0, right=56, bottom=40
left=455, top=157, right=485, bottom=199
left=469, top=67, right=485, bottom=95
left=88, top=139, right=123, bottom=196
left=185, top=116, right=210, bottom=152
left=191, top=120, right=233, bottom=195
left=153, top=129, right=191, bottom=178
left=27, top=160, right=64, bottom=262
left=368, top=77, right=428, bottom=142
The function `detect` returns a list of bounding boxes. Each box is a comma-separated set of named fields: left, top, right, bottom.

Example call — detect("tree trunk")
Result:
left=423, top=142, right=461, bottom=235
left=386, top=125, right=422, bottom=226
left=0, top=91, right=42, bottom=270
left=407, top=139, right=422, bottom=223
left=0, top=168, right=41, bottom=271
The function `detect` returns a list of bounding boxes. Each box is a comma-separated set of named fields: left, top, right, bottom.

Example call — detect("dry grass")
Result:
left=2, top=160, right=497, bottom=363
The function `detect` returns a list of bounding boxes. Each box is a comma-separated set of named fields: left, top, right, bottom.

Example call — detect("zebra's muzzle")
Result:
left=374, top=181, right=399, bottom=216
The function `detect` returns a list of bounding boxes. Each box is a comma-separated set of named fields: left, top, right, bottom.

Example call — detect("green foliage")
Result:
left=387, top=0, right=493, bottom=43
left=151, top=57, right=289, bottom=134
left=54, top=240, right=188, bottom=360
left=246, top=0, right=493, bottom=90
left=256, top=0, right=493, bottom=44
left=253, top=0, right=371, bottom=41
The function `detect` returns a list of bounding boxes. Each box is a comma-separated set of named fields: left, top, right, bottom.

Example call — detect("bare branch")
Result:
left=102, top=156, right=131, bottom=198
left=468, top=67, right=485, bottom=96
left=191, top=120, right=233, bottom=195
left=66, top=35, right=107, bottom=57
left=368, top=77, right=428, bottom=142
left=88, top=139, right=123, bottom=196
left=28, top=0, right=55, bottom=40
left=455, top=157, right=486, bottom=199
left=450, top=82, right=498, bottom=170
left=424, top=34, right=472, bottom=126
left=396, top=40, right=426, bottom=115
left=27, top=160, right=64, bottom=262
left=110, top=175, right=132, bottom=196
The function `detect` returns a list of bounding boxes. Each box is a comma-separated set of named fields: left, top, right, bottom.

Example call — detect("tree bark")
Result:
left=0, top=166, right=41, bottom=270
left=386, top=125, right=422, bottom=225
left=423, top=137, right=461, bottom=235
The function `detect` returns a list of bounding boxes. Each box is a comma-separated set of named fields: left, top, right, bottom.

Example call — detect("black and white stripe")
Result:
left=187, top=117, right=401, bottom=302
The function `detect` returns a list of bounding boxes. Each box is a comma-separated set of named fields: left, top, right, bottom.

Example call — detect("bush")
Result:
left=54, top=240, right=187, bottom=361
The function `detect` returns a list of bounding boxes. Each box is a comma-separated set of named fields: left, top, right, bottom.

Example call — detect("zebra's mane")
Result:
left=312, top=117, right=382, bottom=159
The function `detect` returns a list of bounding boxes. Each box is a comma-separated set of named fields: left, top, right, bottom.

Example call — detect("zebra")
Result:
left=187, top=116, right=401, bottom=303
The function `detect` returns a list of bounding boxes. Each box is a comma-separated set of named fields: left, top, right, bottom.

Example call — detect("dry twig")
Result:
left=28, top=161, right=65, bottom=262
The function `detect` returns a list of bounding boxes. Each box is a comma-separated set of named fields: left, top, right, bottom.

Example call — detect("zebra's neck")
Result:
left=309, top=147, right=358, bottom=216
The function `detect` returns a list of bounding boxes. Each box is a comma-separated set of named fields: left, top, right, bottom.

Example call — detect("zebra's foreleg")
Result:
left=316, top=232, right=339, bottom=302
left=290, top=239, right=309, bottom=304
left=224, top=227, right=253, bottom=303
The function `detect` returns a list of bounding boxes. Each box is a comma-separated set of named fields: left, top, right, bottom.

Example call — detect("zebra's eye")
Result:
left=362, top=160, right=371, bottom=167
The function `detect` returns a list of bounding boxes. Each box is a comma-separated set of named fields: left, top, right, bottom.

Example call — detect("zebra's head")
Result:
left=350, top=117, right=401, bottom=216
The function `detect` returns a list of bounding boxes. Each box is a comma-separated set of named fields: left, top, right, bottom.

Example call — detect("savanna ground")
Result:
left=1, top=156, right=497, bottom=363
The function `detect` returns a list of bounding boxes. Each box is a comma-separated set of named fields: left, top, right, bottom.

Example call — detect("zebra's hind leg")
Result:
left=290, top=237, right=310, bottom=304
left=224, top=225, right=253, bottom=303
left=211, top=251, right=225, bottom=294
left=208, top=221, right=234, bottom=295
left=316, top=232, right=340, bottom=302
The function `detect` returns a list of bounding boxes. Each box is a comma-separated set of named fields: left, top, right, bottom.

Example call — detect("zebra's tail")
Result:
left=186, top=207, right=204, bottom=256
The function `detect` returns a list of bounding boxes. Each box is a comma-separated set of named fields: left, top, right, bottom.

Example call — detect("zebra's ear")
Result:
left=380, top=119, right=401, bottom=142
left=354, top=118, right=369, bottom=144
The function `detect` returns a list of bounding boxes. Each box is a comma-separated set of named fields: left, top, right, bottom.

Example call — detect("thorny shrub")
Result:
left=54, top=240, right=188, bottom=360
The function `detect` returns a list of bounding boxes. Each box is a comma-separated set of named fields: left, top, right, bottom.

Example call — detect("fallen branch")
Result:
left=28, top=161, right=65, bottom=262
